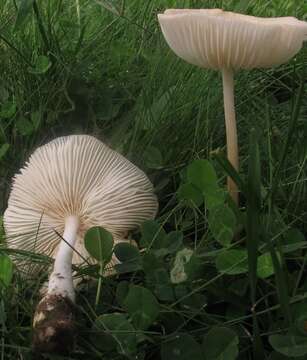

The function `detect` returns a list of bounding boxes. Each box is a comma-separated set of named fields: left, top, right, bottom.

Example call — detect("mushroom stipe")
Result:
left=158, top=9, right=307, bottom=205
left=32, top=294, right=75, bottom=354
left=4, top=135, right=158, bottom=354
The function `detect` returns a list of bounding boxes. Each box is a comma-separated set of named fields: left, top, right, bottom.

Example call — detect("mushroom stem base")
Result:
left=32, top=294, right=75, bottom=354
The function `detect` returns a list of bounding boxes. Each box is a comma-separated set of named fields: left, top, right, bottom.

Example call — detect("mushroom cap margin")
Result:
left=158, top=9, right=307, bottom=70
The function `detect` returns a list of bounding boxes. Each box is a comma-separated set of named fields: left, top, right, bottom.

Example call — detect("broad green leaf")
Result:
left=114, top=242, right=140, bottom=263
left=142, top=252, right=173, bottom=300
left=292, top=302, right=307, bottom=336
left=187, top=159, right=224, bottom=208
left=124, top=285, right=159, bottom=330
left=216, top=249, right=248, bottom=275
left=0, top=101, right=16, bottom=119
left=203, top=326, right=239, bottom=360
left=257, top=253, right=274, bottom=279
left=140, top=220, right=166, bottom=248
left=187, top=159, right=218, bottom=191
left=0, top=144, right=9, bottom=161
left=142, top=251, right=164, bottom=278
left=154, top=231, right=183, bottom=257
left=14, top=0, right=35, bottom=30
left=16, top=117, right=34, bottom=136
left=164, top=231, right=183, bottom=253
left=0, top=255, right=13, bottom=287
left=184, top=253, right=203, bottom=280
left=177, top=183, right=203, bottom=207
left=208, top=205, right=236, bottom=246
left=115, top=261, right=141, bottom=273
left=84, top=226, right=113, bottom=263
left=94, top=313, right=136, bottom=355
left=205, top=187, right=225, bottom=209
left=282, top=228, right=306, bottom=253
left=29, top=55, right=52, bottom=74
left=161, top=333, right=203, bottom=360
left=269, top=334, right=307, bottom=357
left=174, top=284, right=189, bottom=300
left=114, top=243, right=140, bottom=273
left=116, top=281, right=130, bottom=307
left=154, top=268, right=175, bottom=302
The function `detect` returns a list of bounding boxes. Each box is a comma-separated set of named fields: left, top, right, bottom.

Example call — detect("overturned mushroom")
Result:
left=4, top=135, right=158, bottom=354
left=158, top=9, right=307, bottom=204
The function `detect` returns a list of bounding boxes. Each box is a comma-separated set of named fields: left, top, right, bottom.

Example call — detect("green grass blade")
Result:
left=213, top=152, right=247, bottom=196
left=269, top=68, right=305, bottom=203
left=263, top=229, right=292, bottom=327
left=247, top=128, right=261, bottom=302
left=246, top=128, right=264, bottom=358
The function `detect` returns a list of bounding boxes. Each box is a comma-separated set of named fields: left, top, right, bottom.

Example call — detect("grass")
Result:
left=0, top=0, right=307, bottom=359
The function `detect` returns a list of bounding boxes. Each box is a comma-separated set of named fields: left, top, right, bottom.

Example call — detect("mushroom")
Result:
left=4, top=135, right=158, bottom=354
left=158, top=9, right=307, bottom=204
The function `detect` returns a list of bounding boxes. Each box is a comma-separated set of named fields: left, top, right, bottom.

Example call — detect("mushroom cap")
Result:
left=4, top=135, right=158, bottom=266
left=158, top=9, right=307, bottom=70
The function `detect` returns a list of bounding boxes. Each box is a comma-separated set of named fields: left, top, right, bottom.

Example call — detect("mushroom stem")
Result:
left=222, top=67, right=239, bottom=205
left=32, top=215, right=79, bottom=354
left=48, top=215, right=79, bottom=300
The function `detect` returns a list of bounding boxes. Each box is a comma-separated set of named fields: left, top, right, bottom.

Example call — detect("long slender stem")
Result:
left=32, top=216, right=79, bottom=353
left=222, top=68, right=239, bottom=205
left=48, top=215, right=79, bottom=301
left=95, top=261, right=104, bottom=307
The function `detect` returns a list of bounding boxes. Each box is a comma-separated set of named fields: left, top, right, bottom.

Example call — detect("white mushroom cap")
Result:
left=158, top=9, right=307, bottom=70
left=4, top=135, right=158, bottom=266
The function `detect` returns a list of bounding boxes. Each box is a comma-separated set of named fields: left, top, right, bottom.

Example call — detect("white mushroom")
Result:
left=4, top=135, right=158, bottom=353
left=158, top=9, right=307, bottom=204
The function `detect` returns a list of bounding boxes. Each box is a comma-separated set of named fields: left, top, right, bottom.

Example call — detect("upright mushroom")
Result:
left=158, top=9, right=307, bottom=204
left=4, top=135, right=158, bottom=354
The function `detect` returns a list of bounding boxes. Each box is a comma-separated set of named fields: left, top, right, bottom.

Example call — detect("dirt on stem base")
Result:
left=32, top=294, right=76, bottom=354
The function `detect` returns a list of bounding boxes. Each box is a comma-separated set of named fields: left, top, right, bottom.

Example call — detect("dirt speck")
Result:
left=33, top=312, right=46, bottom=327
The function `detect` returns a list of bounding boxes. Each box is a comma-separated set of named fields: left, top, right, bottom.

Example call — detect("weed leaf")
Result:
left=84, top=226, right=113, bottom=263
left=216, top=249, right=248, bottom=275
left=161, top=333, right=203, bottom=360
left=94, top=313, right=137, bottom=355
left=203, top=326, right=239, bottom=360
left=0, top=255, right=13, bottom=287
left=124, top=285, right=159, bottom=330
left=208, top=205, right=236, bottom=246
left=269, top=334, right=307, bottom=357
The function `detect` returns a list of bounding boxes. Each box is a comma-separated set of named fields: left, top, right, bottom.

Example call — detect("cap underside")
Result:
left=4, top=135, right=158, bottom=268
